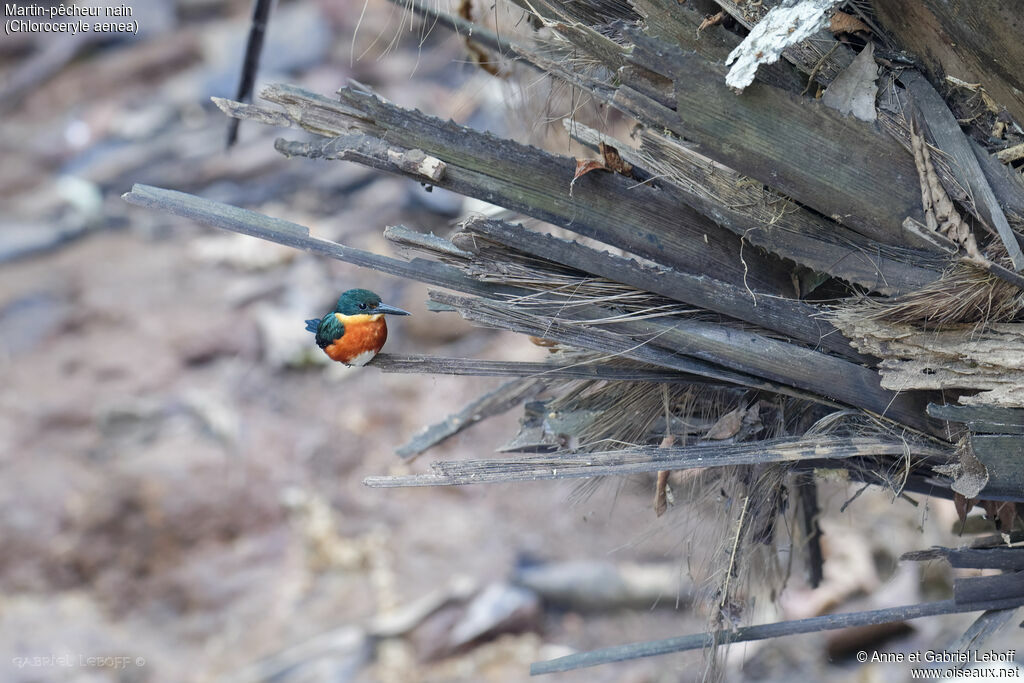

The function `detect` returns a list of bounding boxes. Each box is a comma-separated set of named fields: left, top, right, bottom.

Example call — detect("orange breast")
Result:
left=324, top=315, right=388, bottom=365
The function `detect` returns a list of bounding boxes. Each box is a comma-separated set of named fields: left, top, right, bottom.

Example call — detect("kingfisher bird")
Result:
left=305, top=289, right=410, bottom=366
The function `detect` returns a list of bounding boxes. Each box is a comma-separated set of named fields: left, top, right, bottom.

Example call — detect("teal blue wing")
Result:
left=307, top=314, right=344, bottom=349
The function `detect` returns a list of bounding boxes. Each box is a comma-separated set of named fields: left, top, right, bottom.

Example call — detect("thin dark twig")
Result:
left=530, top=598, right=1024, bottom=674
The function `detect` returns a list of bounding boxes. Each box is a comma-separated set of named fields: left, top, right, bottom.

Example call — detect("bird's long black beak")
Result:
left=376, top=303, right=410, bottom=316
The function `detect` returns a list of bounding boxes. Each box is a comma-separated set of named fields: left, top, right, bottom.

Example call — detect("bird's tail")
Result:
left=304, top=318, right=320, bottom=333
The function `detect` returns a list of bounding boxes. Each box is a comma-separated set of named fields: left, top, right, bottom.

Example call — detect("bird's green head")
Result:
left=334, top=289, right=410, bottom=317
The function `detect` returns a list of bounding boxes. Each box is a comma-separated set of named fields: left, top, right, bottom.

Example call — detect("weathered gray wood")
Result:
left=429, top=290, right=829, bottom=402
left=947, top=608, right=1023, bottom=655
left=927, top=403, right=1024, bottom=434
left=971, top=139, right=1024, bottom=219
left=971, top=434, right=1024, bottom=501
left=363, top=436, right=947, bottom=487
left=120, top=184, right=509, bottom=299
left=630, top=0, right=806, bottom=92
left=433, top=290, right=940, bottom=434
left=621, top=27, right=925, bottom=246
left=954, top=572, right=1024, bottom=605
left=394, top=378, right=546, bottom=460
left=712, top=0, right=856, bottom=88
left=947, top=548, right=1024, bottom=572
left=224, top=83, right=791, bottom=294
left=902, top=71, right=1024, bottom=270
left=565, top=118, right=941, bottom=295
left=529, top=597, right=1024, bottom=674
left=458, top=217, right=864, bottom=359
left=873, top=0, right=1024, bottom=125
left=371, top=353, right=698, bottom=382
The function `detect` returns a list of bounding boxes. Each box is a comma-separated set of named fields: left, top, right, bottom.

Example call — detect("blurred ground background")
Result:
left=0, top=1, right=1020, bottom=681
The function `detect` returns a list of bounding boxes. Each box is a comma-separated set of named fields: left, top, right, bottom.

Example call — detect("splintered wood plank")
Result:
left=223, top=84, right=791, bottom=294
left=459, top=218, right=864, bottom=359
left=432, top=291, right=941, bottom=434
left=371, top=354, right=696, bottom=382
left=120, top=184, right=508, bottom=298
left=363, top=436, right=948, bottom=487
left=873, top=0, right=1024, bottom=125
left=621, top=28, right=925, bottom=246
left=631, top=0, right=806, bottom=91
left=946, top=548, right=1024, bottom=571
left=927, top=403, right=1024, bottom=434
left=954, top=572, right=1024, bottom=605
left=971, top=434, right=1024, bottom=501
left=564, top=117, right=941, bottom=295
left=428, top=290, right=828, bottom=402
left=902, top=71, right=1024, bottom=270
left=712, top=0, right=856, bottom=87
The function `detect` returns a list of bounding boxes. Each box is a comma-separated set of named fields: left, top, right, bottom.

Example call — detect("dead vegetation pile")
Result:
left=124, top=0, right=1024, bottom=673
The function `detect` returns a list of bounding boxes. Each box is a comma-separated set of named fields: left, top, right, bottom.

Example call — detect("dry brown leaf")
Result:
left=981, top=500, right=1018, bottom=531
left=829, top=11, right=871, bottom=35
left=705, top=407, right=745, bottom=440
left=570, top=158, right=607, bottom=195
left=698, top=11, right=725, bottom=33
left=528, top=335, right=559, bottom=349
left=459, top=0, right=501, bottom=76
left=953, top=492, right=977, bottom=525
left=572, top=159, right=605, bottom=181
left=599, top=142, right=634, bottom=178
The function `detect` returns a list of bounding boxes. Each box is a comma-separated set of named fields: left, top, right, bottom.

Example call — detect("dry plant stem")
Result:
left=530, top=597, right=1024, bottom=674
left=796, top=471, right=824, bottom=588
left=371, top=353, right=697, bottom=382
left=362, top=435, right=950, bottom=487
left=719, top=495, right=749, bottom=612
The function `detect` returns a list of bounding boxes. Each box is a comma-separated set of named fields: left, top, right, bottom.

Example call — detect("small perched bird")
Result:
left=305, top=289, right=410, bottom=366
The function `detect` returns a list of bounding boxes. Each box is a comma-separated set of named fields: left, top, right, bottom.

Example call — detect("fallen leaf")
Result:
left=599, top=142, right=634, bottom=178
left=570, top=158, right=607, bottom=195
left=953, top=492, right=978, bottom=525
left=981, top=500, right=1018, bottom=531
left=572, top=159, right=605, bottom=181
left=821, top=42, right=878, bottom=122
left=828, top=10, right=871, bottom=35
left=705, top=407, right=745, bottom=440
left=528, top=335, right=559, bottom=349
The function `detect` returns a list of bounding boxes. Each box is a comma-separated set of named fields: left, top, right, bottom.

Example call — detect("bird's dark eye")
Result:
left=358, top=303, right=367, bottom=310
